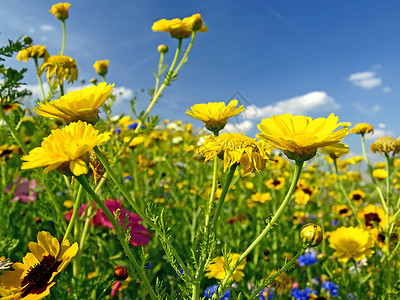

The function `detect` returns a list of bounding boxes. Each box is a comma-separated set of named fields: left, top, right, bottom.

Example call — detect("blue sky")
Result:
left=2, top=1, right=400, bottom=158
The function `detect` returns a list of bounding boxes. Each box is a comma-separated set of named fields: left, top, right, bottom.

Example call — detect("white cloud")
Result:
left=114, top=86, right=133, bottom=100
left=40, top=24, right=55, bottom=31
left=382, top=86, right=392, bottom=93
left=352, top=102, right=381, bottom=116
left=244, top=91, right=340, bottom=119
left=222, top=120, right=254, bottom=134
left=348, top=71, right=382, bottom=89
left=378, top=123, right=386, bottom=129
left=365, top=128, right=394, bottom=140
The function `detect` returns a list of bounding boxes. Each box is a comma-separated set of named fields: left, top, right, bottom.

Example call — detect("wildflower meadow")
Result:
left=1, top=3, right=400, bottom=300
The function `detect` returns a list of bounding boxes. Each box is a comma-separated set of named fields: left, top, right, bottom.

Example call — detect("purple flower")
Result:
left=290, top=287, right=318, bottom=300
left=322, top=281, right=339, bottom=297
left=297, top=251, right=318, bottom=267
left=5, top=177, right=42, bottom=203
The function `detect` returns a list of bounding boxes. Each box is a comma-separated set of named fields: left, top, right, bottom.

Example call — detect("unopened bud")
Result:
left=157, top=44, right=168, bottom=54
left=23, top=36, right=33, bottom=45
left=114, top=265, right=129, bottom=281
left=300, top=223, right=323, bottom=247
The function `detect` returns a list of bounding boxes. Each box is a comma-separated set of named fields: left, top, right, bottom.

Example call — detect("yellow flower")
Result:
left=38, top=55, right=78, bottom=85
left=372, top=168, right=388, bottom=180
left=49, top=2, right=71, bottom=21
left=257, top=113, right=348, bottom=161
left=205, top=253, right=246, bottom=282
left=186, top=100, right=244, bottom=132
left=93, top=60, right=109, bottom=76
left=33, top=82, right=114, bottom=124
left=340, top=122, right=352, bottom=128
left=265, top=177, right=285, bottom=190
left=152, top=14, right=207, bottom=39
left=21, top=121, right=110, bottom=176
left=370, top=137, right=400, bottom=156
left=321, top=143, right=349, bottom=159
left=358, top=204, right=387, bottom=230
left=246, top=192, right=272, bottom=208
left=0, top=231, right=78, bottom=299
left=348, top=189, right=366, bottom=202
left=328, top=226, right=374, bottom=263
left=16, top=45, right=49, bottom=62
left=332, top=204, right=352, bottom=217
left=300, top=223, right=323, bottom=247
left=199, top=132, right=271, bottom=176
left=1, top=97, right=19, bottom=113
left=349, top=123, right=374, bottom=135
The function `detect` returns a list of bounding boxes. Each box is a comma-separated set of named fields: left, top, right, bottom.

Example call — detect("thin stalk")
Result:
left=34, top=57, right=46, bottom=101
left=204, top=156, right=219, bottom=227
left=212, top=160, right=304, bottom=299
left=60, top=20, right=66, bottom=55
left=333, top=159, right=363, bottom=227
left=0, top=109, right=29, bottom=154
left=59, top=82, right=65, bottom=97
left=76, top=175, right=158, bottom=300
left=93, top=146, right=194, bottom=282
left=74, top=201, right=93, bottom=276
left=248, top=245, right=308, bottom=300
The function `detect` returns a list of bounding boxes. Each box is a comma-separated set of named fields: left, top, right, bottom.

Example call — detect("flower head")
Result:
left=257, top=113, right=348, bottom=161
left=0, top=231, right=78, bottom=299
left=49, top=2, right=71, bottom=21
left=372, top=168, right=388, bottom=180
left=152, top=14, right=207, bottom=39
left=5, top=177, right=42, bottom=203
left=370, top=137, right=400, bottom=156
left=93, top=60, right=109, bottom=77
left=205, top=253, right=246, bottom=282
left=204, top=285, right=230, bottom=299
left=357, top=204, right=387, bottom=230
left=21, top=121, right=110, bottom=176
left=199, top=132, right=271, bottom=176
left=38, top=55, right=78, bottom=85
left=16, top=45, right=49, bottom=62
left=348, top=189, right=366, bottom=202
left=300, top=223, right=323, bottom=247
left=322, top=143, right=350, bottom=160
left=33, top=82, right=114, bottom=124
left=1, top=97, right=19, bottom=113
left=186, top=100, right=244, bottom=133
left=349, top=123, right=374, bottom=135
left=328, top=226, right=374, bottom=263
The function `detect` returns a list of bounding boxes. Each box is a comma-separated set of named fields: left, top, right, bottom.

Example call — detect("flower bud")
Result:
left=23, top=36, right=33, bottom=45
left=300, top=223, right=323, bottom=247
left=157, top=44, right=169, bottom=54
left=114, top=265, right=129, bottom=281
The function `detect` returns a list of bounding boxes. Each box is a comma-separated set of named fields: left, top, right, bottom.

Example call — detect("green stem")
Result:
left=212, top=160, right=304, bottom=299
left=192, top=164, right=237, bottom=300
left=76, top=175, right=158, bottom=300
left=248, top=245, right=308, bottom=300
left=204, top=154, right=219, bottom=227
left=60, top=20, right=66, bottom=55
left=93, top=146, right=194, bottom=282
left=154, top=52, right=165, bottom=95
left=333, top=159, right=363, bottom=227
left=0, top=109, right=29, bottom=154
left=101, top=75, right=106, bottom=83
left=59, top=82, right=65, bottom=97
left=34, top=57, right=46, bottom=101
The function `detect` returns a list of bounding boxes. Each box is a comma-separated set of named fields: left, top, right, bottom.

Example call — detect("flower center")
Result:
left=20, top=255, right=61, bottom=297
left=364, top=213, right=381, bottom=228
left=352, top=193, right=362, bottom=201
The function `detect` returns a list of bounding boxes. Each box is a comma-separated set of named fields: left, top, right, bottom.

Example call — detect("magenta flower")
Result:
left=5, top=177, right=41, bottom=203
left=66, top=198, right=152, bottom=246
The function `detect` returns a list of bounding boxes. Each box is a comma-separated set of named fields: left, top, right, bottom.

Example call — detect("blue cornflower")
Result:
left=127, top=122, right=145, bottom=130
left=114, top=128, right=122, bottom=134
left=331, top=220, right=339, bottom=226
left=204, top=285, right=230, bottom=299
left=124, top=175, right=133, bottom=181
left=297, top=251, right=318, bottom=267
left=175, top=268, right=184, bottom=277
left=290, top=287, right=318, bottom=300
left=322, top=281, right=339, bottom=297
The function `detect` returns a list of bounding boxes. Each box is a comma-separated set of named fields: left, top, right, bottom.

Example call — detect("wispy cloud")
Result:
left=382, top=86, right=392, bottom=93
left=244, top=91, right=340, bottom=119
left=352, top=102, right=381, bottom=116
left=348, top=71, right=382, bottom=89
left=40, top=24, right=55, bottom=31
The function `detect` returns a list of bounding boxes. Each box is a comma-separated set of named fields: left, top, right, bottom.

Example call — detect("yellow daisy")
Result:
left=257, top=113, right=348, bottom=161
left=93, top=60, right=109, bottom=76
left=38, top=55, right=78, bottom=85
left=49, top=2, right=71, bottom=21
left=33, top=82, right=114, bottom=124
left=16, top=45, right=49, bottom=63
left=349, top=123, right=374, bottom=135
left=372, top=168, right=388, bottom=180
left=152, top=14, right=207, bottom=39
left=186, top=100, right=244, bottom=132
left=358, top=204, right=387, bottom=230
left=205, top=253, right=246, bottom=282
left=370, top=137, right=400, bottom=156
left=246, top=192, right=272, bottom=208
left=0, top=231, right=78, bottom=299
left=321, top=143, right=350, bottom=159
left=199, top=132, right=271, bottom=176
left=21, top=120, right=110, bottom=176
left=328, top=226, right=374, bottom=263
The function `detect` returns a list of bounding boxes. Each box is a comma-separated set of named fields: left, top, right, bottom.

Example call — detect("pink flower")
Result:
left=66, top=198, right=152, bottom=246
left=5, top=177, right=41, bottom=203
